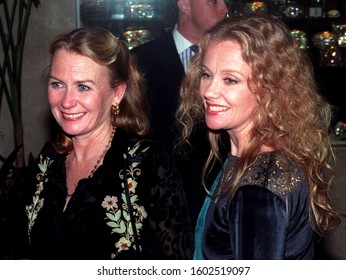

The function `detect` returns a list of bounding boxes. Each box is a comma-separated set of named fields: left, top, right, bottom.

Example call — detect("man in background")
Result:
left=131, top=0, right=229, bottom=230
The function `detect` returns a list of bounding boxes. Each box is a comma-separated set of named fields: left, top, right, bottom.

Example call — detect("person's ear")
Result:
left=112, top=82, right=126, bottom=106
left=177, top=0, right=191, bottom=16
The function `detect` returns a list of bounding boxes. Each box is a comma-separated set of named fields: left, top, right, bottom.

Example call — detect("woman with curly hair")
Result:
left=176, top=12, right=340, bottom=259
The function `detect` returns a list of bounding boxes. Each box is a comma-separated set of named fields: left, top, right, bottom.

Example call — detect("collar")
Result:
left=172, top=24, right=194, bottom=55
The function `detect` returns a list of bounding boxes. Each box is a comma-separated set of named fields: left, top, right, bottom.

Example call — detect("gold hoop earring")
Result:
left=112, top=104, right=120, bottom=116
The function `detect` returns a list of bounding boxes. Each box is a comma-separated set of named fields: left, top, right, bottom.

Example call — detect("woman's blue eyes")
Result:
left=200, top=72, right=238, bottom=85
left=201, top=72, right=211, bottom=79
left=78, top=84, right=90, bottom=91
left=225, top=78, right=237, bottom=85
left=50, top=81, right=62, bottom=88
left=49, top=82, right=90, bottom=91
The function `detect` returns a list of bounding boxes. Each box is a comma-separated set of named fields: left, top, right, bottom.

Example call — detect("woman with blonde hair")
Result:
left=25, top=27, right=192, bottom=259
left=177, top=12, right=340, bottom=259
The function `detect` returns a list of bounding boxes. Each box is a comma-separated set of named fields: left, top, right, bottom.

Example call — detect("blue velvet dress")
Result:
left=194, top=151, right=315, bottom=260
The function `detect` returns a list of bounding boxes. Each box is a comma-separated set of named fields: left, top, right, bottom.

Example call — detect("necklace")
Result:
left=65, top=126, right=117, bottom=196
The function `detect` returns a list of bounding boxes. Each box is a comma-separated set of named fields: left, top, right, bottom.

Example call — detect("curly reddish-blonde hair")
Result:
left=176, top=12, right=340, bottom=235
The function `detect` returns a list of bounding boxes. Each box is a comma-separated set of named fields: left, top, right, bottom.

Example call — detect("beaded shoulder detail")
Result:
left=239, top=151, right=305, bottom=196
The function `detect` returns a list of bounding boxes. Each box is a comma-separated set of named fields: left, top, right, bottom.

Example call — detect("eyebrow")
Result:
left=74, top=79, right=95, bottom=85
left=201, top=64, right=244, bottom=77
left=49, top=75, right=95, bottom=85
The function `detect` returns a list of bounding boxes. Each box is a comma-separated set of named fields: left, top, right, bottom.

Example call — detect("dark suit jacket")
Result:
left=131, top=33, right=185, bottom=152
left=131, top=33, right=221, bottom=229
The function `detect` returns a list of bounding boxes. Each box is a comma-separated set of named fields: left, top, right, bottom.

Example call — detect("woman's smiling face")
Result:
left=48, top=49, right=121, bottom=138
left=199, top=40, right=258, bottom=137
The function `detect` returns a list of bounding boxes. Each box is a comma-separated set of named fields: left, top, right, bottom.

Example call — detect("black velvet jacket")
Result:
left=202, top=152, right=315, bottom=259
left=26, top=128, right=193, bottom=259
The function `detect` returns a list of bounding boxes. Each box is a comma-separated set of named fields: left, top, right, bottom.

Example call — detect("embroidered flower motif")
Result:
left=127, top=178, right=137, bottom=193
left=102, top=141, right=150, bottom=259
left=101, top=195, right=118, bottom=211
left=137, top=206, right=147, bottom=221
left=25, top=155, right=53, bottom=241
left=115, top=237, right=132, bottom=252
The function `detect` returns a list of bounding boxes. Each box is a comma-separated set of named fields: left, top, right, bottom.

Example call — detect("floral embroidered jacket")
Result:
left=26, top=128, right=193, bottom=260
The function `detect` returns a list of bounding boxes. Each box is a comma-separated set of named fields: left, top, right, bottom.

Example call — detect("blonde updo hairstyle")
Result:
left=45, top=27, right=149, bottom=153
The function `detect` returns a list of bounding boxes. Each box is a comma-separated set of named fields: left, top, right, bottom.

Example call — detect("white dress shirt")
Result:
left=172, top=25, right=198, bottom=73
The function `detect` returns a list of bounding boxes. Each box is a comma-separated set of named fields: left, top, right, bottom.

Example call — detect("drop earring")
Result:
left=111, top=104, right=120, bottom=115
